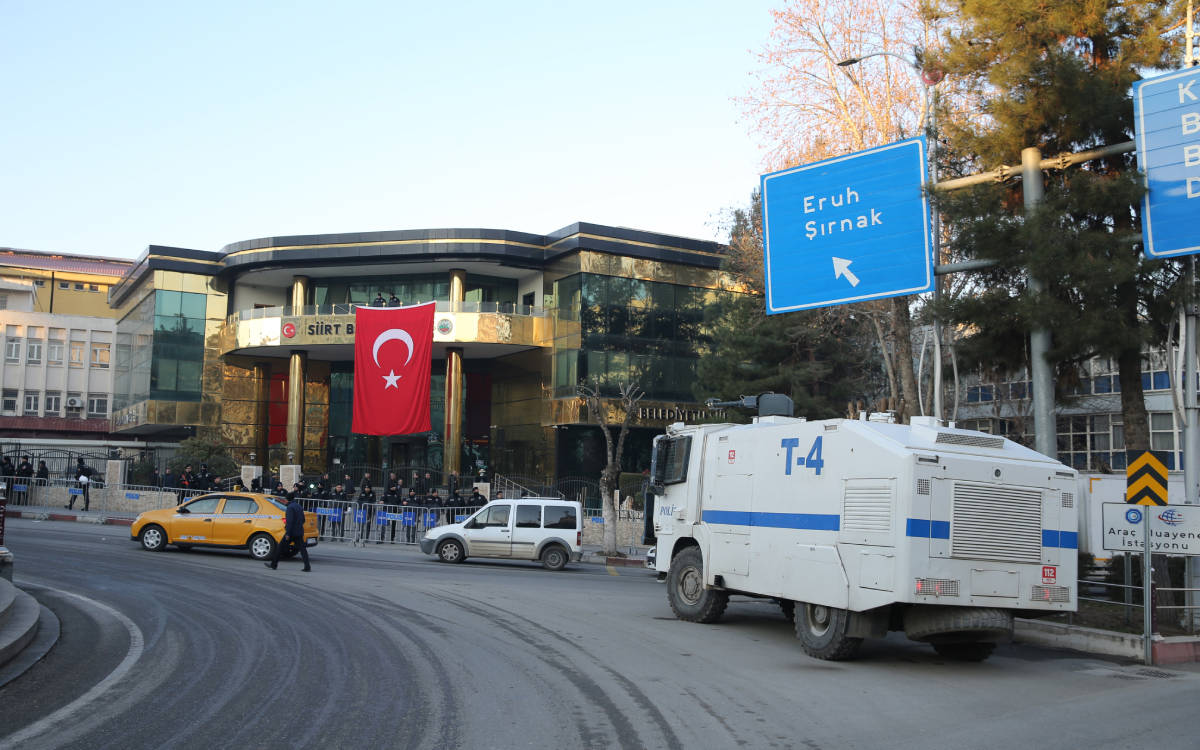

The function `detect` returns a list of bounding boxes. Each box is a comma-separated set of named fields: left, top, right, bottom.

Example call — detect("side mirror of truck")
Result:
left=650, top=482, right=665, bottom=496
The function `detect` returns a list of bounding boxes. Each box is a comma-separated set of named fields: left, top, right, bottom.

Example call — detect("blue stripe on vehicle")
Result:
left=905, top=519, right=950, bottom=539
left=1042, top=530, right=1078, bottom=549
left=701, top=510, right=840, bottom=531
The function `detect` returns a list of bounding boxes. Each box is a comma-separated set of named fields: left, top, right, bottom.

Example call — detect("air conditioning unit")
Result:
left=66, top=397, right=84, bottom=408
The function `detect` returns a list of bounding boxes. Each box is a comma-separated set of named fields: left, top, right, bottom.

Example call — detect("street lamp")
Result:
left=837, top=50, right=946, bottom=421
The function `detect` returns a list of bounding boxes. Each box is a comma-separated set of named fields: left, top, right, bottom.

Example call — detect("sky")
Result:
left=2, top=0, right=779, bottom=260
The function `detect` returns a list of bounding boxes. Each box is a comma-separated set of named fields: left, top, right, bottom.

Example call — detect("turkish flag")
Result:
left=352, top=302, right=436, bottom=435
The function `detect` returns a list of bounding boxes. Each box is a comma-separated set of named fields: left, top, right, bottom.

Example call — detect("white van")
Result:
left=419, top=497, right=583, bottom=570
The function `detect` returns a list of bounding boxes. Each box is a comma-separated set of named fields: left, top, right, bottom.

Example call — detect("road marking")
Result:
left=606, top=565, right=619, bottom=576
left=0, top=586, right=145, bottom=748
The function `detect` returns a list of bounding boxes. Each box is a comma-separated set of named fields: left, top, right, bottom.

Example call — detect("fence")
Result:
left=0, top=476, right=206, bottom=519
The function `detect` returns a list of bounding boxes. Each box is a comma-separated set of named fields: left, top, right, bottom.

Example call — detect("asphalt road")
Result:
left=1, top=518, right=1198, bottom=750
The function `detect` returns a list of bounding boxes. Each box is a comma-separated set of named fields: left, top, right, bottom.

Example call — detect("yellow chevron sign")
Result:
left=1125, top=451, right=1167, bottom=506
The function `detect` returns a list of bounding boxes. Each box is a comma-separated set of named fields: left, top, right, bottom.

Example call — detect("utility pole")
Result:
left=1021, top=147, right=1056, bottom=459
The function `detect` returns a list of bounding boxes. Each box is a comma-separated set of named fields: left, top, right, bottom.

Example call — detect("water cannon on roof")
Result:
left=704, top=393, right=794, bottom=418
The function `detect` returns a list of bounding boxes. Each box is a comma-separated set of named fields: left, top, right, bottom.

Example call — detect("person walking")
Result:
left=264, top=492, right=311, bottom=572
left=68, top=457, right=93, bottom=510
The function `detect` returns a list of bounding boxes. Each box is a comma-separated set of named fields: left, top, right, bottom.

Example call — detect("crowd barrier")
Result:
left=0, top=477, right=206, bottom=518
left=296, top=500, right=484, bottom=546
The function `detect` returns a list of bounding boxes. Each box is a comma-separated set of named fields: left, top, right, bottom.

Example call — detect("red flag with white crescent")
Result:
left=352, top=302, right=436, bottom=435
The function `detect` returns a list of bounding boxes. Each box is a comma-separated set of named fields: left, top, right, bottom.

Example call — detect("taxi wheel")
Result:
left=248, top=533, right=277, bottom=561
left=437, top=539, right=464, bottom=564
left=139, top=525, right=167, bottom=552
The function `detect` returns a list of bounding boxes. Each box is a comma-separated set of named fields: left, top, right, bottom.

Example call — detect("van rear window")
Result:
left=543, top=505, right=577, bottom=529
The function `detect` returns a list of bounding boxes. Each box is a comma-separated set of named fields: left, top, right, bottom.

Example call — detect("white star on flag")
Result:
left=382, top=370, right=401, bottom=389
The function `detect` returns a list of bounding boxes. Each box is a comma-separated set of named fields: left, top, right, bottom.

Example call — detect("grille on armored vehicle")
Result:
left=951, top=482, right=1042, bottom=564
left=935, top=432, right=1005, bottom=449
left=1032, top=585, right=1071, bottom=602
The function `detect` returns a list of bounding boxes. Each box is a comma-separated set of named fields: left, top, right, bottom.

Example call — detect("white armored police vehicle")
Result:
left=649, top=395, right=1078, bottom=661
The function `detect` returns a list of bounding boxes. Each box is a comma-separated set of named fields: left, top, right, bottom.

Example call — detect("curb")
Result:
left=5, top=509, right=132, bottom=527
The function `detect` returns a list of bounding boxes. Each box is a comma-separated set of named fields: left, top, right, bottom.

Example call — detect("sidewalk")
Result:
left=3, top=503, right=134, bottom=527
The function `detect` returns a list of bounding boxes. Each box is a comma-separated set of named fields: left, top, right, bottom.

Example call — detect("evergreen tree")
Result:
left=928, top=0, right=1185, bottom=454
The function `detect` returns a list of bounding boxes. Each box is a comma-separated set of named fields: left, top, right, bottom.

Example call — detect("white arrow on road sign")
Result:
left=832, top=257, right=860, bottom=287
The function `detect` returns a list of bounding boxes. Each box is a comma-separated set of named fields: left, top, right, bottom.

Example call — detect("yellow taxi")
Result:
left=130, top=492, right=318, bottom=561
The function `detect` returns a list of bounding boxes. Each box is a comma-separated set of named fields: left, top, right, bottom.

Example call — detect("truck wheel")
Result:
left=903, top=606, right=1013, bottom=643
left=667, top=547, right=728, bottom=623
left=931, top=641, right=996, bottom=661
left=795, top=603, right=862, bottom=660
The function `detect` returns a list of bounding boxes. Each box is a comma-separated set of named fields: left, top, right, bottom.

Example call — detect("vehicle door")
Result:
left=171, top=496, right=222, bottom=543
left=510, top=504, right=543, bottom=559
left=463, top=502, right=512, bottom=557
left=210, top=496, right=261, bottom=545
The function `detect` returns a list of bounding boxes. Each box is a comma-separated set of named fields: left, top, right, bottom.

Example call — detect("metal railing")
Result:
left=228, top=300, right=549, bottom=325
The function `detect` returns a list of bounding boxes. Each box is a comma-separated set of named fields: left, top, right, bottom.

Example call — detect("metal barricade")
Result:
left=297, top=497, right=357, bottom=543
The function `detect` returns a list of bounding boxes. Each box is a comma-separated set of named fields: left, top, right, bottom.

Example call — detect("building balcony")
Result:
left=220, top=301, right=556, bottom=359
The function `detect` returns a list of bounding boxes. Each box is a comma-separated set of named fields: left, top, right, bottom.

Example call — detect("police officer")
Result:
left=387, top=292, right=400, bottom=306
left=330, top=482, right=350, bottom=537
left=196, top=463, right=214, bottom=491
left=382, top=475, right=400, bottom=542
left=16, top=456, right=33, bottom=504
left=357, top=482, right=377, bottom=543
left=404, top=488, right=420, bottom=543
left=372, top=291, right=386, bottom=306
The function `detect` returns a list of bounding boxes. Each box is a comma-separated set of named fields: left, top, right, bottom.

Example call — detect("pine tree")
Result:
left=928, top=0, right=1185, bottom=454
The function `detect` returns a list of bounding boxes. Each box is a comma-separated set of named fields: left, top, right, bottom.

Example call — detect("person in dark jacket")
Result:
left=265, top=492, right=311, bottom=571
left=15, top=456, right=33, bottom=504
left=372, top=292, right=386, bottom=306
left=357, top=482, right=377, bottom=543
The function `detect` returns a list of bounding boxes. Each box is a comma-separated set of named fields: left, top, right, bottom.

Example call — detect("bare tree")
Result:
left=740, top=0, right=961, bottom=422
left=576, top=381, right=645, bottom=556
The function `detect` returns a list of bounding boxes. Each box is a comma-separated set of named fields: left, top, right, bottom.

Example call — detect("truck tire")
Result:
left=667, top=547, right=728, bottom=623
left=794, top=603, right=862, bottom=660
left=903, top=606, right=1013, bottom=643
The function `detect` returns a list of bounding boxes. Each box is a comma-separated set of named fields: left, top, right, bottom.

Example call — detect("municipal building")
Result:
left=104, top=223, right=741, bottom=480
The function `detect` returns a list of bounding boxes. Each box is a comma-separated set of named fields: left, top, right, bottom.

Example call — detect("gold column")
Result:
left=444, top=347, right=464, bottom=476
left=286, top=275, right=309, bottom=463
left=290, top=275, right=309, bottom=310
left=287, top=350, right=306, bottom=462
left=444, top=268, right=467, bottom=477
left=253, top=362, right=270, bottom=463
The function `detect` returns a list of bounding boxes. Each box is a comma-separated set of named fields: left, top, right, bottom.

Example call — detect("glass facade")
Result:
left=313, top=273, right=517, bottom=307
left=552, top=273, right=727, bottom=401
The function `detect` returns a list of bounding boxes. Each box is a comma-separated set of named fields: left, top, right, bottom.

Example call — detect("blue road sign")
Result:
left=760, top=137, right=932, bottom=313
left=1134, top=66, right=1200, bottom=259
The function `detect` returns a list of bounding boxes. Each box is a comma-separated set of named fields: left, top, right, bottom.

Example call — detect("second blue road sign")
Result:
left=1134, top=65, right=1200, bottom=260
left=760, top=136, right=933, bottom=314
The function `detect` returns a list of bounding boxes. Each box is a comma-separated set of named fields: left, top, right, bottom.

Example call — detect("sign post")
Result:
left=760, top=137, right=933, bottom=313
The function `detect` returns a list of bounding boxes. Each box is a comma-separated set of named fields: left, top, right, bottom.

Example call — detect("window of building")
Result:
left=45, top=391, right=61, bottom=414
left=34, top=279, right=44, bottom=287
left=0, top=295, right=7, bottom=310
left=69, top=341, right=85, bottom=367
left=88, top=284, right=99, bottom=292
left=87, top=395, right=108, bottom=417
left=23, top=392, right=39, bottom=415
left=74, top=282, right=84, bottom=291
left=47, top=339, right=64, bottom=365
left=4, top=338, right=20, bottom=362
left=26, top=339, right=42, bottom=364
left=91, top=343, right=110, bottom=369
left=58, top=281, right=69, bottom=290
left=1056, top=413, right=1127, bottom=472
left=1, top=390, right=16, bottom=414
